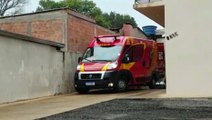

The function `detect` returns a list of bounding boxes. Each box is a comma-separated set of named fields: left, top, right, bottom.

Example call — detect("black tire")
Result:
left=161, top=79, right=166, bottom=89
left=115, top=76, right=128, bottom=92
left=75, top=88, right=89, bottom=94
left=161, top=85, right=166, bottom=89
left=149, top=76, right=157, bottom=89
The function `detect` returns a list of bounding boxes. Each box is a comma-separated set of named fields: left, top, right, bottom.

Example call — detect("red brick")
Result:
left=0, top=22, right=28, bottom=35
left=67, top=16, right=96, bottom=53
left=31, top=19, right=64, bottom=43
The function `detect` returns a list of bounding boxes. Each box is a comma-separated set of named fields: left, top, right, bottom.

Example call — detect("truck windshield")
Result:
left=82, top=46, right=122, bottom=62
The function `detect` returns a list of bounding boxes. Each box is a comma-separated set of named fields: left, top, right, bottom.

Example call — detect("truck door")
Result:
left=123, top=44, right=146, bottom=85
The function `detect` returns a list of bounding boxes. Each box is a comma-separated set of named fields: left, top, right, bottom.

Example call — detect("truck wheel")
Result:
left=161, top=78, right=166, bottom=89
left=149, top=76, right=157, bottom=89
left=115, top=76, right=128, bottom=92
left=76, top=88, right=89, bottom=94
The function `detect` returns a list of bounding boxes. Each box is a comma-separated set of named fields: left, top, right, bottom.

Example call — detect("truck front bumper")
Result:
left=74, top=71, right=118, bottom=89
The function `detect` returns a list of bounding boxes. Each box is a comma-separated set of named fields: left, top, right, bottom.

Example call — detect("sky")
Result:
left=24, top=0, right=163, bottom=29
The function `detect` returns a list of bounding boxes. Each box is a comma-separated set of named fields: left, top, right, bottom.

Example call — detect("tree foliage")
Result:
left=103, top=12, right=137, bottom=29
left=0, top=0, right=26, bottom=16
left=37, top=0, right=137, bottom=29
left=36, top=0, right=66, bottom=12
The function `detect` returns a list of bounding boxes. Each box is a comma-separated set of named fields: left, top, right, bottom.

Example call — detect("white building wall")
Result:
left=165, top=0, right=212, bottom=97
left=0, top=36, right=64, bottom=103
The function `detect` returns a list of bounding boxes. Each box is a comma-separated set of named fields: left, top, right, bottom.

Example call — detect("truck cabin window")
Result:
left=82, top=46, right=122, bottom=62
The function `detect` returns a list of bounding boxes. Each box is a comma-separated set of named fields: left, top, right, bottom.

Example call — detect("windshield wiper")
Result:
left=93, top=60, right=112, bottom=62
left=84, top=58, right=94, bottom=62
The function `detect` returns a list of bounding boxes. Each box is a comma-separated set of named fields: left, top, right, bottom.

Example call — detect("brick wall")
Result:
left=31, top=19, right=64, bottom=43
left=121, top=24, right=147, bottom=39
left=0, top=22, right=28, bottom=35
left=67, top=15, right=115, bottom=53
left=67, top=16, right=95, bottom=53
left=95, top=25, right=115, bottom=36
left=0, top=9, right=115, bottom=53
left=0, top=19, right=65, bottom=43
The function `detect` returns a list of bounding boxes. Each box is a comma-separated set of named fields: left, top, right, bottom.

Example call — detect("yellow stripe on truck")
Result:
left=80, top=63, right=84, bottom=72
left=120, top=62, right=135, bottom=70
left=102, top=62, right=110, bottom=71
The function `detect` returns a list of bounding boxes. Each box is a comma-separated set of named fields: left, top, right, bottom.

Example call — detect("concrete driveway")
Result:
left=0, top=89, right=166, bottom=120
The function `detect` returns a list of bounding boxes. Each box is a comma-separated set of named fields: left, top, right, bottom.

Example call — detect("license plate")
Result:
left=85, top=82, right=95, bottom=86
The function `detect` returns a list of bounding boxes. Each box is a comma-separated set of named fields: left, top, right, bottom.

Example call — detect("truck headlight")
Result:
left=77, top=64, right=81, bottom=70
left=107, top=61, right=118, bottom=70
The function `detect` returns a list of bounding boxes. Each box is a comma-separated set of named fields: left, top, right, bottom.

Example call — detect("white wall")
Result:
left=0, top=36, right=64, bottom=103
left=165, top=0, right=212, bottom=97
left=64, top=52, right=82, bottom=92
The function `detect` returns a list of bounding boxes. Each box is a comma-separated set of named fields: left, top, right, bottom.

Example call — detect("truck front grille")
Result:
left=81, top=73, right=102, bottom=80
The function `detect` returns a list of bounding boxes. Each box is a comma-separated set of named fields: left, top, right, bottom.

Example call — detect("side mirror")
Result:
left=78, top=57, right=82, bottom=63
left=122, top=56, right=130, bottom=63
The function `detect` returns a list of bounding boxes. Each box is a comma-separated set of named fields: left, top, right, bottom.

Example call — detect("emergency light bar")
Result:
left=95, top=35, right=120, bottom=43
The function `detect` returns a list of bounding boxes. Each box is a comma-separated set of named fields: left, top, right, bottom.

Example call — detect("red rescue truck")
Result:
left=74, top=35, right=165, bottom=93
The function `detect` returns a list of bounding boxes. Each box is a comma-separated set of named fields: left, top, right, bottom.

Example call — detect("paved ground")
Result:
left=0, top=89, right=166, bottom=120
left=39, top=98, right=212, bottom=120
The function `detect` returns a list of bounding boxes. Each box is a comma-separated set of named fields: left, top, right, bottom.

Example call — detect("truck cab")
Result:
left=74, top=35, right=164, bottom=93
